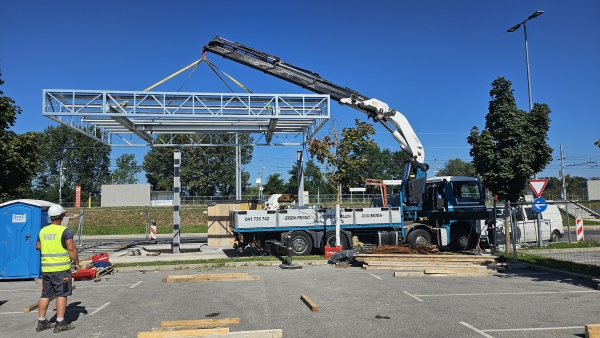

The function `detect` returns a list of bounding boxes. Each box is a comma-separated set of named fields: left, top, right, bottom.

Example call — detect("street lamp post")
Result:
left=507, top=10, right=544, bottom=112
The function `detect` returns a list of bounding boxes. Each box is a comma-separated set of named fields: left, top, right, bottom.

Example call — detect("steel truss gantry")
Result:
left=43, top=90, right=330, bottom=147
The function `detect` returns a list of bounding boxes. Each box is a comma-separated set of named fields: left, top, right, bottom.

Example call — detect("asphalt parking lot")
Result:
left=1, top=261, right=599, bottom=338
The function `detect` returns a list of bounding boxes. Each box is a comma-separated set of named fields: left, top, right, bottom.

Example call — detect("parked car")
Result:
left=481, top=204, right=563, bottom=246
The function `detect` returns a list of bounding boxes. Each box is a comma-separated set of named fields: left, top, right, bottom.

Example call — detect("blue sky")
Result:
left=2, top=0, right=599, bottom=188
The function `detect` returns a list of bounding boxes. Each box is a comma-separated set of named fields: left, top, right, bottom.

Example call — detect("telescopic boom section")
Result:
left=202, top=36, right=425, bottom=164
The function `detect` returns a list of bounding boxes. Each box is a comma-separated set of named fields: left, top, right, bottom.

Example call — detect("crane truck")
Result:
left=202, top=36, right=491, bottom=255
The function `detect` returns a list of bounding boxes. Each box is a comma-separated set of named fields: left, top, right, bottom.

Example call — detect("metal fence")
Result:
left=491, top=201, right=600, bottom=273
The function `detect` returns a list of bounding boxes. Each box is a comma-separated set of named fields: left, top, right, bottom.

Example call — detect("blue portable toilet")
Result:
left=0, top=199, right=54, bottom=279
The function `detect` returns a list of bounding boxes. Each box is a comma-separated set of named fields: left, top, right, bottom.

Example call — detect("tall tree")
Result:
left=467, top=77, right=553, bottom=202
left=262, top=173, right=287, bottom=196
left=112, top=153, right=142, bottom=184
left=308, top=119, right=377, bottom=203
left=31, top=125, right=111, bottom=203
left=285, top=159, right=334, bottom=197
left=0, top=73, right=39, bottom=202
left=143, top=134, right=253, bottom=196
left=437, top=158, right=475, bottom=177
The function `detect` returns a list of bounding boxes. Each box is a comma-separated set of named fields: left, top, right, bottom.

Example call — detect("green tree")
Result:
left=355, top=144, right=409, bottom=184
left=467, top=77, right=553, bottom=202
left=112, top=153, right=142, bottom=184
left=262, top=173, right=287, bottom=196
left=31, top=125, right=111, bottom=203
left=143, top=134, right=253, bottom=196
left=0, top=73, right=39, bottom=202
left=437, top=158, right=475, bottom=177
left=308, top=119, right=377, bottom=203
left=285, top=159, right=334, bottom=198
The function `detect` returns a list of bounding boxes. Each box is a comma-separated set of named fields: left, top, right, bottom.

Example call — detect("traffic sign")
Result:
left=529, top=179, right=548, bottom=198
left=532, top=197, right=547, bottom=213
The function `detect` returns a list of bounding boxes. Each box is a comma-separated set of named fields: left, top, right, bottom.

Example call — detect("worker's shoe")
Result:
left=36, top=319, right=54, bottom=332
left=53, top=320, right=75, bottom=333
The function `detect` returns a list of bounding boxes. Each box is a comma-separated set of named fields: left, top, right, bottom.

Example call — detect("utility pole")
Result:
left=560, top=144, right=571, bottom=241
left=59, top=160, right=64, bottom=205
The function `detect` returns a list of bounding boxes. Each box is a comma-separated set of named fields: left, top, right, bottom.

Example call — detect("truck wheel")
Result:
left=322, top=231, right=349, bottom=254
left=289, top=232, right=313, bottom=256
left=452, top=230, right=474, bottom=251
left=550, top=230, right=561, bottom=242
left=407, top=229, right=431, bottom=250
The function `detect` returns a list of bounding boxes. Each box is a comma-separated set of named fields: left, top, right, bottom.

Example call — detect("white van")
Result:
left=483, top=204, right=563, bottom=245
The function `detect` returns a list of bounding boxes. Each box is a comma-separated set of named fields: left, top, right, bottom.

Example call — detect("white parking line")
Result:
left=130, top=281, right=143, bottom=289
left=460, top=322, right=495, bottom=338
left=369, top=274, right=382, bottom=280
left=402, top=291, right=423, bottom=302
left=417, top=290, right=599, bottom=298
left=89, top=302, right=110, bottom=316
left=484, top=326, right=583, bottom=332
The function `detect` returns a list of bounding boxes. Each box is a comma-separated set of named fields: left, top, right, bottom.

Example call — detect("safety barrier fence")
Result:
left=491, top=201, right=600, bottom=276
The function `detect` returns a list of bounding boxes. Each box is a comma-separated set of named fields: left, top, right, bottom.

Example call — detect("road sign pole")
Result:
left=537, top=212, right=543, bottom=247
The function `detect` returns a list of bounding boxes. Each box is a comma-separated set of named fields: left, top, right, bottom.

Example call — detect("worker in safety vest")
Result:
left=35, top=204, right=80, bottom=333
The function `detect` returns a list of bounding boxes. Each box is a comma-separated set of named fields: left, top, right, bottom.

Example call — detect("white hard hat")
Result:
left=48, top=204, right=65, bottom=218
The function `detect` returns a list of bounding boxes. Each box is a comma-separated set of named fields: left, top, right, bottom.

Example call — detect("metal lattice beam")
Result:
left=43, top=90, right=330, bottom=147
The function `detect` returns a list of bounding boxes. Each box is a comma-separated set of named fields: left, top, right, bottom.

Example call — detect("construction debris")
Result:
left=138, top=318, right=283, bottom=338
left=162, top=273, right=259, bottom=283
left=356, top=252, right=499, bottom=277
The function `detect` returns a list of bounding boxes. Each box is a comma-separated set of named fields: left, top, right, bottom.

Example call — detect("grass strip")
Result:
left=499, top=251, right=600, bottom=278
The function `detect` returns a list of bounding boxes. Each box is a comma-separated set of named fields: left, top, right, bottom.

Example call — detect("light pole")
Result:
left=507, top=10, right=544, bottom=112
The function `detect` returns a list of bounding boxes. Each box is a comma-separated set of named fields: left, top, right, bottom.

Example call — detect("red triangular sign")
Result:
left=529, top=179, right=548, bottom=198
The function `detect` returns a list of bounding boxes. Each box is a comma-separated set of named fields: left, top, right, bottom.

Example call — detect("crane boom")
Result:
left=202, top=36, right=425, bottom=165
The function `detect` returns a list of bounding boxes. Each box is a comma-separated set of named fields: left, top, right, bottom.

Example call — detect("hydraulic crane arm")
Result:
left=202, top=36, right=425, bottom=165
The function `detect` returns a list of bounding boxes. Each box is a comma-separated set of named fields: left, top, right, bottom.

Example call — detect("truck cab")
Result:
left=418, top=176, right=488, bottom=250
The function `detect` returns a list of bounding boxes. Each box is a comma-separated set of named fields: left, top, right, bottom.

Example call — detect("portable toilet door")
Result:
left=0, top=199, right=53, bottom=279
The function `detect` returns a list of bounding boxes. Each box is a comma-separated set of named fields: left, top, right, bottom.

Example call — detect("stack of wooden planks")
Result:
left=137, top=318, right=282, bottom=338
left=162, top=273, right=259, bottom=283
left=356, top=252, right=499, bottom=277
left=586, top=324, right=600, bottom=338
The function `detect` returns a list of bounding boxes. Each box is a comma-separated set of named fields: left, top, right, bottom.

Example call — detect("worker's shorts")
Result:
left=41, top=270, right=72, bottom=298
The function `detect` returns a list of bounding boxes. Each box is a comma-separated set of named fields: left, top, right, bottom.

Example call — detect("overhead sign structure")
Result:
left=529, top=179, right=548, bottom=198
left=532, top=197, right=547, bottom=213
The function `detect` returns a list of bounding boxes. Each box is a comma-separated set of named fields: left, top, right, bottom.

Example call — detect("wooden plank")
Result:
left=394, top=271, right=488, bottom=277
left=300, top=294, right=318, bottom=312
left=356, top=253, right=496, bottom=259
left=364, top=261, right=483, bottom=267
left=195, top=329, right=283, bottom=338
left=152, top=324, right=229, bottom=331
left=23, top=285, right=76, bottom=313
left=587, top=324, right=600, bottom=332
left=168, top=273, right=248, bottom=278
left=162, top=275, right=259, bottom=283
left=357, top=256, right=495, bottom=263
left=368, top=266, right=487, bottom=271
left=161, top=318, right=240, bottom=327
left=425, top=268, right=484, bottom=274
left=138, top=327, right=229, bottom=337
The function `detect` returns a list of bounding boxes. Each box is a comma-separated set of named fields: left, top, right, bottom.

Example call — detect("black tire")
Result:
left=550, top=230, right=561, bottom=243
left=451, top=228, right=475, bottom=251
left=289, top=231, right=313, bottom=256
left=407, top=229, right=431, bottom=250
left=321, top=231, right=349, bottom=254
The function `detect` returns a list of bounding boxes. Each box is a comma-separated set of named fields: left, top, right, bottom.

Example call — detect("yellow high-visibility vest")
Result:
left=39, top=224, right=71, bottom=272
